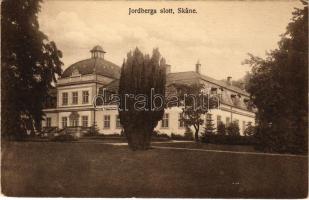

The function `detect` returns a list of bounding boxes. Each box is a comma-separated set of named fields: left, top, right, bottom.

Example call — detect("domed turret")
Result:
left=61, top=45, right=120, bottom=79
left=90, top=45, right=106, bottom=59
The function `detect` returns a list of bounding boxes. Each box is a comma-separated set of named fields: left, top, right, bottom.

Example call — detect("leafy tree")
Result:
left=118, top=48, right=166, bottom=150
left=217, top=121, right=226, bottom=135
left=172, top=83, right=219, bottom=142
left=1, top=0, right=63, bottom=139
left=204, top=114, right=216, bottom=135
left=244, top=122, right=255, bottom=136
left=226, top=121, right=240, bottom=136
left=244, top=1, right=308, bottom=153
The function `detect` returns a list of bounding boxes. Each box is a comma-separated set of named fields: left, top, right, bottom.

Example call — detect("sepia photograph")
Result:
left=1, top=0, right=308, bottom=198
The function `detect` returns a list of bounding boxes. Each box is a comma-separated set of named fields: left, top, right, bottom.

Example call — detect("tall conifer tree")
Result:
left=118, top=48, right=166, bottom=150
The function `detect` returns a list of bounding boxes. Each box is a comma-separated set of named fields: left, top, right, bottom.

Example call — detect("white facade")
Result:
left=42, top=46, right=256, bottom=136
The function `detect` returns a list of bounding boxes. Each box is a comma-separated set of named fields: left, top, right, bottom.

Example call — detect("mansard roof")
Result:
left=101, top=71, right=253, bottom=111
left=167, top=71, right=249, bottom=96
left=103, top=71, right=248, bottom=95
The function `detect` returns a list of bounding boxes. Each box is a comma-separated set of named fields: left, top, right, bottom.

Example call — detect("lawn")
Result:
left=1, top=141, right=308, bottom=198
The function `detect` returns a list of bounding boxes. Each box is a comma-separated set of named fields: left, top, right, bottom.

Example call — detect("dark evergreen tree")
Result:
left=217, top=121, right=226, bottom=135
left=244, top=1, right=308, bottom=153
left=1, top=0, right=63, bottom=139
left=204, top=114, right=216, bottom=135
left=118, top=48, right=166, bottom=150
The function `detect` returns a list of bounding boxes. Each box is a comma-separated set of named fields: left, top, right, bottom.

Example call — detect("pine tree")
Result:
left=118, top=48, right=166, bottom=150
left=1, top=0, right=63, bottom=139
left=204, top=114, right=216, bottom=135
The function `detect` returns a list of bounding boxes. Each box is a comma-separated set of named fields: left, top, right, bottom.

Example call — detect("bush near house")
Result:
left=244, top=122, right=256, bottom=136
left=84, top=124, right=100, bottom=136
left=226, top=121, right=240, bottom=136
left=171, top=132, right=193, bottom=141
left=202, top=135, right=257, bottom=145
left=51, top=134, right=78, bottom=142
left=151, top=131, right=171, bottom=141
left=217, top=122, right=226, bottom=135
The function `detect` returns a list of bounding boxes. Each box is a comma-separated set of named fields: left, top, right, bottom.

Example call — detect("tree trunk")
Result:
left=125, top=126, right=152, bottom=150
left=194, top=126, right=199, bottom=142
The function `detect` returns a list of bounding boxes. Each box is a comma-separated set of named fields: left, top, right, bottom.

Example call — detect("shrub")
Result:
left=226, top=121, right=240, bottom=136
left=217, top=122, right=226, bottom=135
left=202, top=134, right=257, bottom=145
left=244, top=122, right=256, bottom=136
left=184, top=131, right=194, bottom=140
left=171, top=132, right=193, bottom=141
left=85, top=124, right=100, bottom=136
left=51, top=134, right=77, bottom=142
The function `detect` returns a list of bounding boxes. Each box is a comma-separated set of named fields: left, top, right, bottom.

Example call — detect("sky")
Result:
left=38, top=0, right=302, bottom=80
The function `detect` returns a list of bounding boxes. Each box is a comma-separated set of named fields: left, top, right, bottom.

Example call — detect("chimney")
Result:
left=165, top=64, right=171, bottom=74
left=196, top=60, right=201, bottom=74
left=227, top=76, right=232, bottom=85
left=239, top=82, right=245, bottom=90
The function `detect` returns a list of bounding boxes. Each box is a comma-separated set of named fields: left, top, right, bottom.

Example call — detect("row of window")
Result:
left=161, top=113, right=184, bottom=128
left=46, top=115, right=121, bottom=129
left=161, top=113, right=248, bottom=131
left=59, top=116, right=89, bottom=127
left=46, top=114, right=249, bottom=131
left=103, top=115, right=122, bottom=129
left=62, top=91, right=89, bottom=105
left=215, top=114, right=247, bottom=131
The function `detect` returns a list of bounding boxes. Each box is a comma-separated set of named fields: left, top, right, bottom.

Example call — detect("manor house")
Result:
left=42, top=45, right=255, bottom=136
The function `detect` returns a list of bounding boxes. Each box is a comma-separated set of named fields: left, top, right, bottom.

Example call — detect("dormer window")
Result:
left=71, top=69, right=80, bottom=77
left=211, top=87, right=217, bottom=94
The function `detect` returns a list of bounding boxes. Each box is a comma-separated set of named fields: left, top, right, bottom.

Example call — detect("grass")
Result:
left=1, top=141, right=308, bottom=198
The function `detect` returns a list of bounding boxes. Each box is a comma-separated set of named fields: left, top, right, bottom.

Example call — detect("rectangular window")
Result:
left=104, top=115, right=110, bottom=129
left=161, top=113, right=169, bottom=128
left=72, top=92, right=78, bottom=104
left=235, top=119, right=239, bottom=126
left=61, top=117, right=67, bottom=128
left=206, top=113, right=212, bottom=120
left=82, top=116, right=88, bottom=127
left=226, top=117, right=230, bottom=126
left=179, top=113, right=185, bottom=128
left=46, top=117, right=51, bottom=127
left=217, top=115, right=222, bottom=127
left=116, top=115, right=121, bottom=129
left=62, top=92, right=68, bottom=105
left=82, top=91, right=89, bottom=104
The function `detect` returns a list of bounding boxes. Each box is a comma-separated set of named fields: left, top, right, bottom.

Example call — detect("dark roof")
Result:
left=101, top=79, right=119, bottom=93
left=102, top=71, right=248, bottom=96
left=61, top=58, right=120, bottom=79
left=101, top=71, right=253, bottom=111
left=167, top=71, right=249, bottom=96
